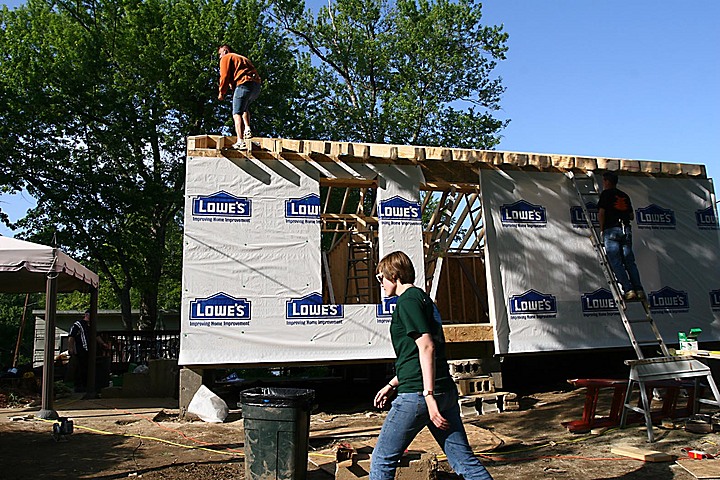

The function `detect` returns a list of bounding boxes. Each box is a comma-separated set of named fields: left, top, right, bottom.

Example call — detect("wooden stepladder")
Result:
left=568, top=171, right=720, bottom=442
left=344, top=233, right=377, bottom=304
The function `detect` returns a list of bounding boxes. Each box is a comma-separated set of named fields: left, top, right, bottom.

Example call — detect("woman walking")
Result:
left=370, top=251, right=493, bottom=480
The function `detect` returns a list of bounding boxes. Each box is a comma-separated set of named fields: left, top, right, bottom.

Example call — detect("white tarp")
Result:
left=481, top=169, right=720, bottom=354
left=180, top=156, right=425, bottom=365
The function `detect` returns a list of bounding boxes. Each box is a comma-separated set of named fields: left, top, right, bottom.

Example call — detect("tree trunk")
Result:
left=119, top=286, right=133, bottom=331
left=138, top=289, right=158, bottom=331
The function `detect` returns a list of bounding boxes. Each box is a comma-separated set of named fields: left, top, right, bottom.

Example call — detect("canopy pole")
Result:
left=38, top=263, right=59, bottom=420
left=84, top=288, right=99, bottom=399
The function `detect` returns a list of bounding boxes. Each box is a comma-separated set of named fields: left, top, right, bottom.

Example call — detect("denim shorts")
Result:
left=232, top=81, right=261, bottom=115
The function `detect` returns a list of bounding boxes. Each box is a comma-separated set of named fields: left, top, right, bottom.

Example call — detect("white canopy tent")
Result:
left=0, top=236, right=99, bottom=419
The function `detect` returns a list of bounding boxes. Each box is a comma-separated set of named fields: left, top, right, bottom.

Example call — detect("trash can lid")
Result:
left=240, top=387, right=315, bottom=408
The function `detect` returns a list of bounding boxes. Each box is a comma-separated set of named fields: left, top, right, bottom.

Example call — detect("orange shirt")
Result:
left=218, top=53, right=261, bottom=97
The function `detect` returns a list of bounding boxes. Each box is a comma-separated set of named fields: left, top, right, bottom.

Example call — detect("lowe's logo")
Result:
left=190, top=293, right=251, bottom=320
left=378, top=196, right=421, bottom=221
left=286, top=293, right=344, bottom=319
left=710, top=290, right=720, bottom=312
left=581, top=288, right=618, bottom=314
left=570, top=202, right=599, bottom=228
left=192, top=191, right=251, bottom=218
left=696, top=206, right=719, bottom=230
left=286, top=194, right=321, bottom=219
left=636, top=204, right=676, bottom=229
left=649, top=286, right=689, bottom=313
left=501, top=200, right=547, bottom=226
left=509, top=289, right=557, bottom=315
left=376, top=296, right=398, bottom=321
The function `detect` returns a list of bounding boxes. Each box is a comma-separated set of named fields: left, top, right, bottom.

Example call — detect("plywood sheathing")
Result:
left=188, top=136, right=706, bottom=181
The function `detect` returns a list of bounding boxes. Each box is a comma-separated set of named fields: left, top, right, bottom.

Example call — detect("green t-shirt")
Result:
left=390, top=287, right=454, bottom=394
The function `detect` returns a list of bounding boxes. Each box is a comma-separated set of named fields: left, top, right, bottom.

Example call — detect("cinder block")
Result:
left=501, top=392, right=520, bottom=411
left=449, top=359, right=484, bottom=378
left=458, top=396, right=480, bottom=417
left=491, top=371, right=503, bottom=390
left=448, top=358, right=500, bottom=379
left=455, top=375, right=494, bottom=396
left=396, top=453, right=437, bottom=480
left=337, top=452, right=436, bottom=479
left=479, top=396, right=499, bottom=415
left=179, top=367, right=204, bottom=419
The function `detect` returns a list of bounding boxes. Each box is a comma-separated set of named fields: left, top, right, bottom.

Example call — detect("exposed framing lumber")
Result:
left=188, top=135, right=707, bottom=180
left=443, top=324, right=494, bottom=343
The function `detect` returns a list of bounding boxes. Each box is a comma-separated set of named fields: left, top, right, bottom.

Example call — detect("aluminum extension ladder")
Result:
left=568, top=171, right=720, bottom=441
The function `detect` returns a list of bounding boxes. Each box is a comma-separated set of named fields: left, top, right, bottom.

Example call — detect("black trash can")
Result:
left=239, top=387, right=315, bottom=480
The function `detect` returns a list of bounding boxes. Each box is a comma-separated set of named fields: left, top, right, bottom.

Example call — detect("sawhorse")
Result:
left=563, top=377, right=697, bottom=434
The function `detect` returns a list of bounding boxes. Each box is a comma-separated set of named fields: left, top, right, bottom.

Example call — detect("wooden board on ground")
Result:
left=610, top=445, right=673, bottom=462
left=408, top=423, right=519, bottom=453
left=676, top=458, right=720, bottom=479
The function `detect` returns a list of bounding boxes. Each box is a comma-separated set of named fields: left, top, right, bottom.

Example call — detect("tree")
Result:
left=0, top=293, right=40, bottom=368
left=270, top=0, right=509, bottom=148
left=0, top=0, right=309, bottom=329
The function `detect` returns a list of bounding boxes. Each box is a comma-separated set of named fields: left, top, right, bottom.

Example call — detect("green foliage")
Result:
left=0, top=0, right=510, bottom=334
left=271, top=0, right=509, bottom=147
left=0, top=0, right=307, bottom=328
left=0, top=293, right=39, bottom=368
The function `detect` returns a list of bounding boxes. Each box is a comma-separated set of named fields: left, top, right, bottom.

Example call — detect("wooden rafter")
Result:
left=188, top=136, right=708, bottom=179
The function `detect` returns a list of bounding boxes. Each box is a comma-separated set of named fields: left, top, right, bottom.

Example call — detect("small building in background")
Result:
left=33, top=310, right=180, bottom=369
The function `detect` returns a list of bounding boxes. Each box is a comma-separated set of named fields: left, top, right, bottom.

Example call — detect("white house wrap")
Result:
left=180, top=156, right=424, bottom=365
left=481, top=170, right=720, bottom=354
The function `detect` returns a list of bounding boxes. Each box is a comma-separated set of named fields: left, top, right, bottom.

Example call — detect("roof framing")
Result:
left=187, top=136, right=707, bottom=185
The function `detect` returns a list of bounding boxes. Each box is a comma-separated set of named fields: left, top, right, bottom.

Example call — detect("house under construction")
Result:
left=178, top=135, right=719, bottom=409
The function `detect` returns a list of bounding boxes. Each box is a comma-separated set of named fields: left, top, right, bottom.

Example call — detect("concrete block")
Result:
left=447, top=358, right=501, bottom=379
left=501, top=392, right=520, bottom=411
left=480, top=397, right=499, bottom=415
left=490, top=371, right=503, bottom=390
left=458, top=396, right=480, bottom=417
left=396, top=453, right=437, bottom=480
left=455, top=376, right=494, bottom=396
left=179, top=367, right=204, bottom=419
left=336, top=451, right=436, bottom=479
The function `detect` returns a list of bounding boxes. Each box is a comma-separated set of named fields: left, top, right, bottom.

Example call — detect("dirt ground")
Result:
left=1, top=387, right=719, bottom=479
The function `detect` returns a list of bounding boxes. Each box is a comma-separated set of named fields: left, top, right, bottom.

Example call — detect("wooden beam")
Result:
left=185, top=136, right=708, bottom=178
left=443, top=324, right=494, bottom=343
left=320, top=177, right=377, bottom=188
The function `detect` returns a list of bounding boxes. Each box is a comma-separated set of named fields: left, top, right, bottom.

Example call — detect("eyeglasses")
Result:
left=375, top=273, right=384, bottom=284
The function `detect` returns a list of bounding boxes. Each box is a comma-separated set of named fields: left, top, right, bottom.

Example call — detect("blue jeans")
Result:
left=370, top=391, right=493, bottom=480
left=603, top=226, right=643, bottom=293
left=232, top=81, right=261, bottom=115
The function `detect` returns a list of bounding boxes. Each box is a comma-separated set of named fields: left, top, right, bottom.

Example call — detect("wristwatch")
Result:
left=422, top=390, right=434, bottom=397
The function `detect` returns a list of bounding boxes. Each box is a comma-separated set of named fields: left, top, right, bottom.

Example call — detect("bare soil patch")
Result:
left=0, top=388, right=716, bottom=479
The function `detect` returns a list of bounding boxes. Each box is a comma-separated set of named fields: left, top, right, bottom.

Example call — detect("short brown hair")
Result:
left=377, top=251, right=415, bottom=284
left=603, top=171, right=618, bottom=186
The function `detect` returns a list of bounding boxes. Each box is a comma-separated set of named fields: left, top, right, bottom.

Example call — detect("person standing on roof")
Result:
left=598, top=172, right=645, bottom=302
left=217, top=44, right=261, bottom=150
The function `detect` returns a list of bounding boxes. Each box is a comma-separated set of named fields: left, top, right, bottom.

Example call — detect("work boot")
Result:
left=623, top=290, right=637, bottom=301
left=231, top=140, right=247, bottom=150
left=636, top=290, right=647, bottom=301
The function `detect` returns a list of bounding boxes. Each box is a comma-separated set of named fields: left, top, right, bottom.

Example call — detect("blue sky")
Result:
left=1, top=0, right=719, bottom=236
